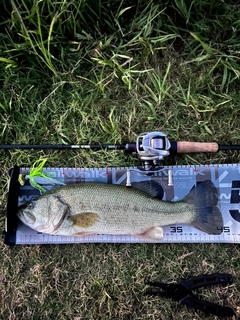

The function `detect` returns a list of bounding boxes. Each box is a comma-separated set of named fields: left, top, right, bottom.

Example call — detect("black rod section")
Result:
left=218, top=145, right=240, bottom=151
left=0, top=144, right=128, bottom=150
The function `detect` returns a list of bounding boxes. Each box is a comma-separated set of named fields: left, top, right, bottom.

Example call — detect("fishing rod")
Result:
left=1, top=131, right=240, bottom=172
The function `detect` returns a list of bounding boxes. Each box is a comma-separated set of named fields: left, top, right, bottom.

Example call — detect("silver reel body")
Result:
left=136, top=132, right=171, bottom=171
left=126, top=131, right=173, bottom=186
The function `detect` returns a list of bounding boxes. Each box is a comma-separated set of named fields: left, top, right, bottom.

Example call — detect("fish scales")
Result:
left=17, top=181, right=224, bottom=240
left=54, top=184, right=193, bottom=234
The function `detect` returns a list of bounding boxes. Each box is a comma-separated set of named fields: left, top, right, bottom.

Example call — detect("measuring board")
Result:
left=3, top=164, right=240, bottom=245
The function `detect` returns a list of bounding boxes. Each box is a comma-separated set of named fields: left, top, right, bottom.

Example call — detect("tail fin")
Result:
left=184, top=180, right=223, bottom=235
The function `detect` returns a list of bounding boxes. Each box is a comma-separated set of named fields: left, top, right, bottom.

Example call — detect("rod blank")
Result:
left=0, top=144, right=126, bottom=150
left=0, top=142, right=240, bottom=153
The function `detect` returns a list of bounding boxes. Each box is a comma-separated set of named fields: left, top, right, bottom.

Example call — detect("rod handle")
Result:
left=176, top=141, right=219, bottom=153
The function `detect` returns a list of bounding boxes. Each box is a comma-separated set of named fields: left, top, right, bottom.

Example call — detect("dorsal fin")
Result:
left=131, top=181, right=164, bottom=199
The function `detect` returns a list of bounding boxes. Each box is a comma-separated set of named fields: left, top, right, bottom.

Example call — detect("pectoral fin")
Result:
left=69, top=212, right=98, bottom=228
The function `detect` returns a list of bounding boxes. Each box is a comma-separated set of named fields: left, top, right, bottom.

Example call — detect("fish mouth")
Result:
left=17, top=207, right=37, bottom=226
left=17, top=207, right=25, bottom=221
left=17, top=203, right=29, bottom=218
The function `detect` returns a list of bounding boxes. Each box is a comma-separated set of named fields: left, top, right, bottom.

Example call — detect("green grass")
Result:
left=1, top=0, right=240, bottom=319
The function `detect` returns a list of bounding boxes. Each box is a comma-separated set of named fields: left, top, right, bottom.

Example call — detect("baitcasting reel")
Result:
left=125, top=131, right=173, bottom=187
left=136, top=132, right=171, bottom=171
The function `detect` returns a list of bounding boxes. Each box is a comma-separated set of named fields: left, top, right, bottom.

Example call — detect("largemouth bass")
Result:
left=17, top=180, right=223, bottom=240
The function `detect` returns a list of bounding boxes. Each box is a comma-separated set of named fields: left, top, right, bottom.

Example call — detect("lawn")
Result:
left=0, top=1, right=240, bottom=319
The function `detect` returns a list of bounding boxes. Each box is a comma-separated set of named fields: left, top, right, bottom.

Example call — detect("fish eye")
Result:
left=27, top=203, right=35, bottom=210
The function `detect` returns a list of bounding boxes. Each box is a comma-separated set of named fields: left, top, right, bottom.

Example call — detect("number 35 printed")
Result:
left=170, top=226, right=183, bottom=233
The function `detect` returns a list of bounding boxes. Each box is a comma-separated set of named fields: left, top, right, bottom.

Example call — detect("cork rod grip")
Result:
left=177, top=141, right=219, bottom=153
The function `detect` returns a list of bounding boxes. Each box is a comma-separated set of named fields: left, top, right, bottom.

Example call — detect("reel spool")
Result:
left=136, top=132, right=171, bottom=171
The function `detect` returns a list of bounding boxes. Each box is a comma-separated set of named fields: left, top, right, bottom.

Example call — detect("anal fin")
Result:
left=73, top=232, right=96, bottom=237
left=135, top=226, right=163, bottom=240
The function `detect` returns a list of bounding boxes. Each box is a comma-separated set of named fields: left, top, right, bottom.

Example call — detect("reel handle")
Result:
left=172, top=142, right=219, bottom=153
